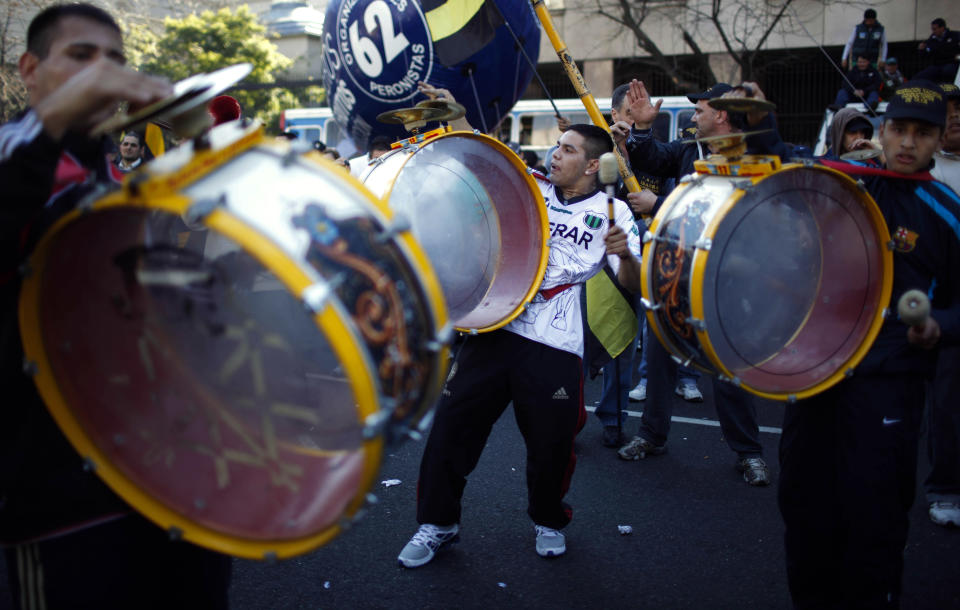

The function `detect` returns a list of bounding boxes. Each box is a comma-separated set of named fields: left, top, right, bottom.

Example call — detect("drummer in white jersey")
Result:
left=398, top=123, right=642, bottom=567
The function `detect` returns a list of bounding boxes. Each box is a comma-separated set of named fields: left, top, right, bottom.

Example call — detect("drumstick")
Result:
left=599, top=152, right=618, bottom=221
left=897, top=289, right=931, bottom=328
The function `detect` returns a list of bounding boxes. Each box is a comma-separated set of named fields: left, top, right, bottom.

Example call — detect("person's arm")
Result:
left=604, top=200, right=643, bottom=293
left=416, top=82, right=471, bottom=131
left=841, top=29, right=856, bottom=68
left=878, top=30, right=888, bottom=65
left=624, top=128, right=686, bottom=179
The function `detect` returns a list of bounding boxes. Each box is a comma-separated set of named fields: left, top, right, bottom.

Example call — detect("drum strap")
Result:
left=820, top=159, right=936, bottom=181
left=540, top=282, right=575, bottom=300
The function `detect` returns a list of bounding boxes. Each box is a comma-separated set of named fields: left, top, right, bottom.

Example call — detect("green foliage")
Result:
left=127, top=6, right=321, bottom=131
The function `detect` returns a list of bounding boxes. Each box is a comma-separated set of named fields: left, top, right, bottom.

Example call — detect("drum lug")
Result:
left=426, top=323, right=454, bottom=351
left=185, top=194, right=226, bottom=225
left=167, top=526, right=183, bottom=541
left=363, top=408, right=392, bottom=440
left=844, top=367, right=856, bottom=377
left=375, top=213, right=412, bottom=242
left=881, top=307, right=892, bottom=319
left=856, top=179, right=868, bottom=192
left=639, top=298, right=661, bottom=311
left=262, top=551, right=278, bottom=563
left=687, top=317, right=706, bottom=331
left=885, top=240, right=896, bottom=251
left=642, top=230, right=655, bottom=244
left=787, top=394, right=798, bottom=404
left=693, top=237, right=712, bottom=251
left=796, top=158, right=816, bottom=168
left=732, top=179, right=753, bottom=191
left=22, top=359, right=37, bottom=376
left=301, top=276, right=344, bottom=313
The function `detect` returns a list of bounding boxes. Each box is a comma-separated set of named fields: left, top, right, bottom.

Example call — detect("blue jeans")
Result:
left=834, top=88, right=879, bottom=107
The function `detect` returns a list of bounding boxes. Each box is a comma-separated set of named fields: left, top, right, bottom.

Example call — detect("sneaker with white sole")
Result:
left=736, top=457, right=770, bottom=486
left=534, top=525, right=566, bottom=557
left=397, top=523, right=460, bottom=568
left=628, top=379, right=647, bottom=402
left=617, top=436, right=667, bottom=460
left=675, top=382, right=704, bottom=402
left=929, top=501, right=960, bottom=527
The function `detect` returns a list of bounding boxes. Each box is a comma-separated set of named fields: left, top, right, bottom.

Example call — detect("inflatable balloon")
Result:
left=321, top=0, right=540, bottom=149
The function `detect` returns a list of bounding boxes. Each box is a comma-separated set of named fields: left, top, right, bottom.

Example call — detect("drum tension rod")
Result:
left=639, top=298, right=661, bottom=311
left=185, top=194, right=227, bottom=226
left=426, top=323, right=455, bottom=352
left=302, top=274, right=345, bottom=314
left=375, top=213, right=412, bottom=243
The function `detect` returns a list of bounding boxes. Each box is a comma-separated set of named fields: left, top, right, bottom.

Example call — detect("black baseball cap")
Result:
left=941, top=83, right=960, bottom=101
left=884, top=80, right=946, bottom=128
left=885, top=57, right=898, bottom=65
left=686, top=83, right=733, bottom=103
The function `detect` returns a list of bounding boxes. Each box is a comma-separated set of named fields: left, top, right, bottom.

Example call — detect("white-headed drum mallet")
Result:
left=599, top=152, right=619, bottom=221
left=897, top=289, right=931, bottom=328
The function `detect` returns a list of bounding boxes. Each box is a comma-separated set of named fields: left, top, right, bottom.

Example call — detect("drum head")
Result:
left=363, top=133, right=548, bottom=332
left=695, top=165, right=890, bottom=397
left=20, top=202, right=382, bottom=559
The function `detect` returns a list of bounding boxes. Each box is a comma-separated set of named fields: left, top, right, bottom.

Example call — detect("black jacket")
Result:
left=0, top=110, right=129, bottom=544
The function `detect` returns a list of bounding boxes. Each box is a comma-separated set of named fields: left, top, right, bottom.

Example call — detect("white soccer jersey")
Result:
left=505, top=175, right=643, bottom=357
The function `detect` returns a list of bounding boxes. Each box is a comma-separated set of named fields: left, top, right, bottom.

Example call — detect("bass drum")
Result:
left=19, top=121, right=449, bottom=559
left=360, top=130, right=549, bottom=333
left=641, top=162, right=892, bottom=401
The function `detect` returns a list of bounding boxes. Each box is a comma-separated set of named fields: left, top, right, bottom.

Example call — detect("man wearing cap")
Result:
left=780, top=80, right=960, bottom=608
left=608, top=80, right=773, bottom=487
left=915, top=18, right=960, bottom=83
left=879, top=57, right=905, bottom=101
left=841, top=9, right=887, bottom=70
left=924, top=82, right=960, bottom=531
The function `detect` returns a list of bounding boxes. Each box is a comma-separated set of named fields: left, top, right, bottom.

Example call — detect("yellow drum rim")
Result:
left=19, top=190, right=384, bottom=560
left=363, top=130, right=549, bottom=333
left=688, top=164, right=893, bottom=401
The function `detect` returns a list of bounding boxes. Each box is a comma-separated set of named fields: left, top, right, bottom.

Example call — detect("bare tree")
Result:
left=587, top=0, right=832, bottom=89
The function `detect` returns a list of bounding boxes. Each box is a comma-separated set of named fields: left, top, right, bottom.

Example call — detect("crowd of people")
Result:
left=1, top=3, right=959, bottom=609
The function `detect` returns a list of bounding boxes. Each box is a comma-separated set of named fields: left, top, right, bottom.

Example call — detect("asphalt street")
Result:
left=2, top=368, right=958, bottom=609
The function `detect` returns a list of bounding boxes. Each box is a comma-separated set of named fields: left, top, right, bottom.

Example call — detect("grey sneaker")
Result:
left=397, top=523, right=460, bottom=568
left=736, top=457, right=770, bottom=486
left=617, top=436, right=667, bottom=460
left=628, top=379, right=647, bottom=402
left=534, top=525, right=566, bottom=557
left=675, top=382, right=704, bottom=402
left=929, top=501, right=960, bottom=527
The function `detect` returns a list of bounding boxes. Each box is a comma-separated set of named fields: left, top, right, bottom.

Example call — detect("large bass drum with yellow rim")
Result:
left=360, top=129, right=549, bottom=334
left=641, top=159, right=892, bottom=401
left=18, top=120, right=449, bottom=560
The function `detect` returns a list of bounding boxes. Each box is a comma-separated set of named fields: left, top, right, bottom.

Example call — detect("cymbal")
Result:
left=693, top=130, right=771, bottom=148
left=92, top=63, right=252, bottom=137
left=414, top=99, right=467, bottom=122
left=708, top=97, right=777, bottom=113
left=839, top=148, right=882, bottom=161
left=376, top=106, right=448, bottom=130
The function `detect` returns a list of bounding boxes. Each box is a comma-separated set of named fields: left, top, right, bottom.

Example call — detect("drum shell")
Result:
left=360, top=131, right=549, bottom=333
left=641, top=164, right=892, bottom=401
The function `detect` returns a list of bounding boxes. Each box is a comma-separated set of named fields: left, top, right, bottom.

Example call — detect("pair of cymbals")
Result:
left=92, top=63, right=252, bottom=138
left=376, top=99, right=466, bottom=130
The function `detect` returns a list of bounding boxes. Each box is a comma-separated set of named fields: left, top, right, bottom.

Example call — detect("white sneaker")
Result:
left=628, top=379, right=647, bottom=402
left=929, top=501, right=960, bottom=528
left=675, top=382, right=704, bottom=402
left=534, top=525, right=566, bottom=557
left=397, top=523, right=460, bottom=568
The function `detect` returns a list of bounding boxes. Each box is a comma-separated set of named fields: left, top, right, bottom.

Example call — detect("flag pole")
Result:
left=529, top=0, right=640, bottom=194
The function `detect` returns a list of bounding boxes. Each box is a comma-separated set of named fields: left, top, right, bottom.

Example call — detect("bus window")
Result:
left=676, top=109, right=695, bottom=140
left=303, top=128, right=320, bottom=145
left=524, top=112, right=591, bottom=148
left=652, top=112, right=671, bottom=143
left=496, top=116, right=512, bottom=143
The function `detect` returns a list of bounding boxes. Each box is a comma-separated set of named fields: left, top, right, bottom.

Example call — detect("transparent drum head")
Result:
left=21, top=205, right=380, bottom=558
left=645, top=165, right=891, bottom=400
left=362, top=133, right=547, bottom=332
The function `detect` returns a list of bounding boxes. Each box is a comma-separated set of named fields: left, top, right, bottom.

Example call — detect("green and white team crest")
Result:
left=583, top=214, right=604, bottom=230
